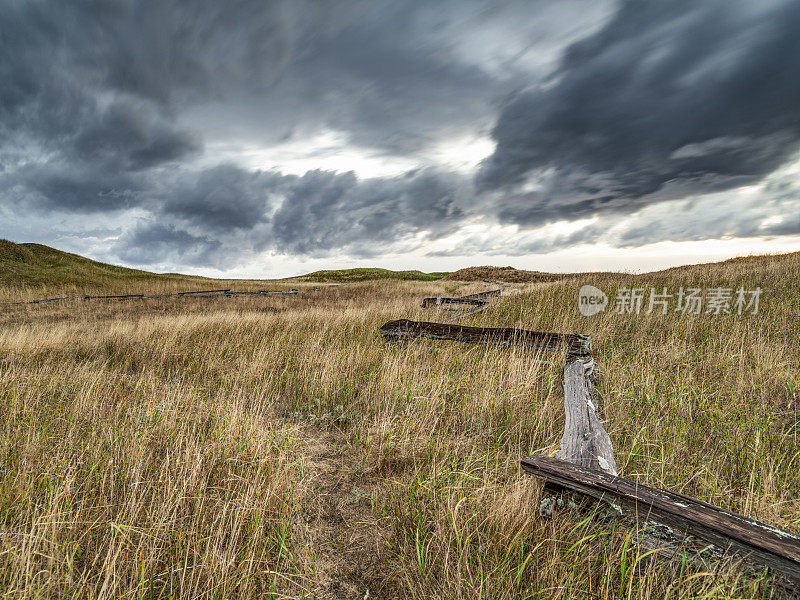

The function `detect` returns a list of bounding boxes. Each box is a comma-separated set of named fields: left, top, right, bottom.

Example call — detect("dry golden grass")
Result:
left=0, top=253, right=798, bottom=599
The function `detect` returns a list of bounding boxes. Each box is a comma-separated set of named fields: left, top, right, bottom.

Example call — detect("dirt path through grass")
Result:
left=295, top=426, right=396, bottom=599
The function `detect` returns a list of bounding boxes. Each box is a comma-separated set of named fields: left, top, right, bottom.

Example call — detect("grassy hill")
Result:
left=0, top=240, right=449, bottom=289
left=444, top=265, right=567, bottom=283
left=0, top=239, right=205, bottom=288
left=288, top=267, right=449, bottom=283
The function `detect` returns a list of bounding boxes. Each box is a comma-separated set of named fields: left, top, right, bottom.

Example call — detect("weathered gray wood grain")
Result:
left=556, top=357, right=617, bottom=475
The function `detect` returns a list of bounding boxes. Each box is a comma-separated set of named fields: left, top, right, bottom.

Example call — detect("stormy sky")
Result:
left=2, top=0, right=800, bottom=276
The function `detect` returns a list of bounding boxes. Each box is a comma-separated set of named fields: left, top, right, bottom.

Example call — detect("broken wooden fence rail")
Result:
left=458, top=289, right=502, bottom=301
left=422, top=287, right=506, bottom=323
left=31, top=294, right=90, bottom=304
left=85, top=293, right=145, bottom=301
left=223, top=289, right=299, bottom=297
left=522, top=345, right=800, bottom=582
left=176, top=289, right=231, bottom=296
left=421, top=289, right=500, bottom=308
left=482, top=279, right=511, bottom=288
left=139, top=290, right=229, bottom=299
left=380, top=319, right=592, bottom=356
left=521, top=454, right=800, bottom=581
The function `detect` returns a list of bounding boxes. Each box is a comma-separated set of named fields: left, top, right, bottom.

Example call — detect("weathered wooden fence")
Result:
left=19, top=287, right=323, bottom=305
left=521, top=341, right=800, bottom=581
left=380, top=285, right=800, bottom=584
left=420, top=287, right=506, bottom=322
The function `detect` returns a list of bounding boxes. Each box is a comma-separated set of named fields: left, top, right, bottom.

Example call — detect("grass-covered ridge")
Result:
left=0, top=239, right=205, bottom=288
left=288, top=267, right=449, bottom=282
left=0, top=240, right=449, bottom=291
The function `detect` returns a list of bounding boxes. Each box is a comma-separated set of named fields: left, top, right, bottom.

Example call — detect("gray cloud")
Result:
left=479, top=0, right=800, bottom=224
left=271, top=168, right=467, bottom=256
left=179, top=0, right=614, bottom=156
left=72, top=101, right=201, bottom=171
left=107, top=165, right=470, bottom=265
left=158, top=165, right=285, bottom=233
left=0, top=0, right=352, bottom=213
left=115, top=223, right=224, bottom=268
left=13, top=166, right=144, bottom=213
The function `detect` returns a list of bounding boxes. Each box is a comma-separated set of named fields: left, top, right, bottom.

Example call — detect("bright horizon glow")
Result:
left=135, top=235, right=800, bottom=280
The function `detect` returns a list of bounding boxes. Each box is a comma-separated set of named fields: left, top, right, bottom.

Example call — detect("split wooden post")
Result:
left=557, top=356, right=617, bottom=475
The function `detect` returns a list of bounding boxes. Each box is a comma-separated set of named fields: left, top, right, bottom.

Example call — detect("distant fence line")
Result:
left=420, top=283, right=521, bottom=323
left=14, top=287, right=332, bottom=306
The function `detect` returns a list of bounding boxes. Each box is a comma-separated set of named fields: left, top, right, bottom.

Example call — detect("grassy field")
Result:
left=0, top=250, right=798, bottom=599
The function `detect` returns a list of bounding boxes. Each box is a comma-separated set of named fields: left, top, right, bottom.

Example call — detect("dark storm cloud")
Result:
left=158, top=165, right=286, bottom=233
left=479, top=0, right=800, bottom=224
left=72, top=101, right=201, bottom=171
left=107, top=165, right=469, bottom=264
left=271, top=168, right=466, bottom=255
left=115, top=223, right=223, bottom=268
left=177, top=0, right=614, bottom=156
left=0, top=0, right=349, bottom=213
left=13, top=166, right=144, bottom=213
left=0, top=0, right=313, bottom=113
left=277, top=2, right=500, bottom=156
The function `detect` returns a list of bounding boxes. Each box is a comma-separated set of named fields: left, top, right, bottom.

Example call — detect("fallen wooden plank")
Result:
left=421, top=288, right=500, bottom=308
left=86, top=293, right=145, bottom=300
left=521, top=454, right=800, bottom=581
left=439, top=303, right=490, bottom=323
left=177, top=289, right=230, bottom=295
left=420, top=296, right=486, bottom=308
left=557, top=357, right=617, bottom=475
left=196, top=289, right=230, bottom=294
left=379, top=319, right=591, bottom=356
left=225, top=289, right=299, bottom=297
left=459, top=289, right=501, bottom=301
left=177, top=289, right=230, bottom=296
left=482, top=279, right=511, bottom=288
left=30, top=295, right=87, bottom=304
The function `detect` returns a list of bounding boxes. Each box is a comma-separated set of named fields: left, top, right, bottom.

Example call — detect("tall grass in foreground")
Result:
left=0, top=254, right=798, bottom=598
